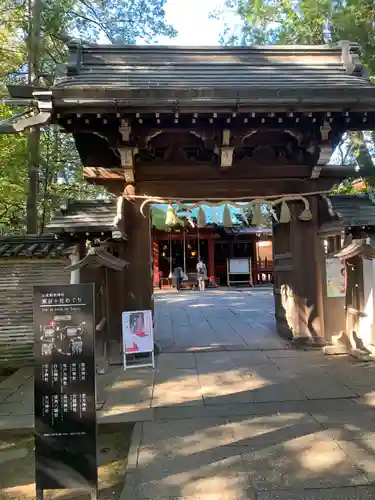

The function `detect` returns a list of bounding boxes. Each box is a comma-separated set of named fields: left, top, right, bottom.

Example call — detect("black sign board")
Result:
left=33, top=284, right=97, bottom=493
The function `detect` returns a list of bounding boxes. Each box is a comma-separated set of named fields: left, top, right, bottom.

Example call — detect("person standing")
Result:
left=159, top=269, right=163, bottom=289
left=174, top=264, right=183, bottom=291
left=196, top=258, right=207, bottom=291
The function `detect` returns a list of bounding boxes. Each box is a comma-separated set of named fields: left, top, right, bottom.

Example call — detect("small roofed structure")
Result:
left=46, top=199, right=130, bottom=365
left=64, top=243, right=128, bottom=367
left=334, top=239, right=375, bottom=360
left=45, top=198, right=126, bottom=239
left=319, top=194, right=375, bottom=240
left=0, top=235, right=73, bottom=363
left=66, top=245, right=128, bottom=272
left=317, top=195, right=375, bottom=358
left=336, top=238, right=375, bottom=261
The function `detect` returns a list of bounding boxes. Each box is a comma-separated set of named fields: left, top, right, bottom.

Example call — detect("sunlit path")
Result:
left=2, top=292, right=375, bottom=499
left=154, top=288, right=285, bottom=352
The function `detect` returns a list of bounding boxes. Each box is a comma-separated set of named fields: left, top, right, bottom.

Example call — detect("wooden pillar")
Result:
left=252, top=235, right=258, bottom=285
left=289, top=196, right=325, bottom=345
left=123, top=199, right=153, bottom=313
left=152, top=234, right=160, bottom=286
left=327, top=237, right=335, bottom=254
left=208, top=237, right=215, bottom=277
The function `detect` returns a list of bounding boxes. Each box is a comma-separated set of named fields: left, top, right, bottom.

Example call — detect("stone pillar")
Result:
left=208, top=237, right=215, bottom=278
left=289, top=196, right=325, bottom=345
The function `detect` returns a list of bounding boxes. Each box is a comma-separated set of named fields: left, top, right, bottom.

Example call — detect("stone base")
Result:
left=291, top=336, right=327, bottom=349
left=323, top=344, right=349, bottom=355
left=349, top=347, right=375, bottom=362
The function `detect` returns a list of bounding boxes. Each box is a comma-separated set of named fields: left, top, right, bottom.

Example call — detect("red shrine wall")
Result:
left=152, top=228, right=273, bottom=287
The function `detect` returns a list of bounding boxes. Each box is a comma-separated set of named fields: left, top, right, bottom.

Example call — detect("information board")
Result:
left=122, top=310, right=155, bottom=370
left=229, top=258, right=251, bottom=274
left=33, top=284, right=97, bottom=492
left=227, top=258, right=253, bottom=288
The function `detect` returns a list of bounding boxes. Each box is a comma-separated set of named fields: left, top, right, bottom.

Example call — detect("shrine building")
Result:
left=2, top=40, right=375, bottom=347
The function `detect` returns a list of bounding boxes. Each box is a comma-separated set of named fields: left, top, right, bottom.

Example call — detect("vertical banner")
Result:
left=122, top=310, right=155, bottom=370
left=33, top=284, right=97, bottom=491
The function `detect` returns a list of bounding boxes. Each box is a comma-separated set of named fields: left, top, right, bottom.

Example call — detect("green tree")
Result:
left=0, top=105, right=28, bottom=232
left=0, top=0, right=177, bottom=234
left=0, top=104, right=108, bottom=234
left=217, top=0, right=375, bottom=75
left=0, top=7, right=26, bottom=91
left=215, top=0, right=375, bottom=192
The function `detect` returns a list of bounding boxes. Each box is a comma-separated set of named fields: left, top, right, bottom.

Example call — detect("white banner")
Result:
left=122, top=310, right=154, bottom=355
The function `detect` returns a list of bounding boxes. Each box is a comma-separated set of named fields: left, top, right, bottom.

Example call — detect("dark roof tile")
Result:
left=46, top=199, right=119, bottom=234
left=0, top=235, right=72, bottom=258
left=320, top=194, right=375, bottom=234
left=53, top=42, right=375, bottom=107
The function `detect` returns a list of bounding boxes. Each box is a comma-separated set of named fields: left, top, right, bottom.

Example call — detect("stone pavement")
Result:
left=154, top=288, right=285, bottom=352
left=119, top=348, right=375, bottom=499
left=120, top=290, right=375, bottom=499
left=3, top=290, right=375, bottom=499
left=0, top=289, right=283, bottom=429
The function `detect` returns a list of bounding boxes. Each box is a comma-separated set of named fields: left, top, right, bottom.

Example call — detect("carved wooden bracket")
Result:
left=118, top=147, right=138, bottom=184
left=119, top=119, right=131, bottom=142
left=310, top=124, right=332, bottom=179
left=222, top=129, right=231, bottom=146
left=220, top=147, right=234, bottom=168
left=220, top=129, right=233, bottom=168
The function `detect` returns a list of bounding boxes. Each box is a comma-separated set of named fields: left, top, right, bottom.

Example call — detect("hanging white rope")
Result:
left=197, top=225, right=201, bottom=258
left=137, top=189, right=328, bottom=221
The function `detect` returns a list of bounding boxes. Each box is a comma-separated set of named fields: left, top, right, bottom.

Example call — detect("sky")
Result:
left=155, top=0, right=236, bottom=45
left=97, top=0, right=239, bottom=45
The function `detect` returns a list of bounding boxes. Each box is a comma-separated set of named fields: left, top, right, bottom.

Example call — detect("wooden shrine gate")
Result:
left=2, top=41, right=375, bottom=344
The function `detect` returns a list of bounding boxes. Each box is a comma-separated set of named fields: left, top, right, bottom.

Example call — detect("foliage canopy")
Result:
left=0, top=0, right=176, bottom=234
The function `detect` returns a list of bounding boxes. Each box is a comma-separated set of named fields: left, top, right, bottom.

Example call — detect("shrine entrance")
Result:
left=2, top=41, right=375, bottom=346
left=125, top=191, right=328, bottom=344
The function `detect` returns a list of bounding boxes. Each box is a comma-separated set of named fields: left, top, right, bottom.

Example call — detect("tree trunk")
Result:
left=26, top=0, right=41, bottom=234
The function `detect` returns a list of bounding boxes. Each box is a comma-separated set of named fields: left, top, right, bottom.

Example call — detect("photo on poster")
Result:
left=39, top=320, right=85, bottom=357
left=326, top=257, right=345, bottom=297
left=122, top=310, right=154, bottom=354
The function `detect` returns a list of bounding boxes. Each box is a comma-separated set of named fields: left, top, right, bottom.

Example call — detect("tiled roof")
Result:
left=67, top=246, right=128, bottom=271
left=0, top=235, right=72, bottom=258
left=53, top=41, right=375, bottom=107
left=46, top=199, right=119, bottom=234
left=336, top=238, right=375, bottom=260
left=320, top=194, right=375, bottom=234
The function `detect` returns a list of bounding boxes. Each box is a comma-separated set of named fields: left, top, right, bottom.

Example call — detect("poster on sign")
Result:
left=122, top=310, right=155, bottom=370
left=326, top=257, right=346, bottom=297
